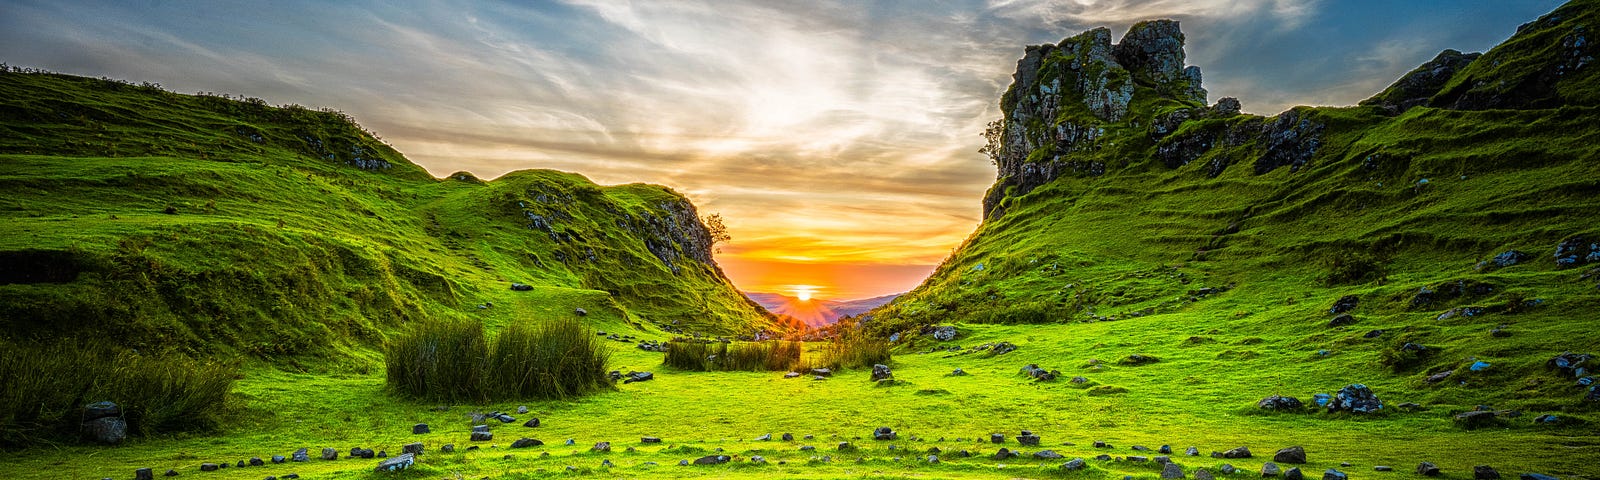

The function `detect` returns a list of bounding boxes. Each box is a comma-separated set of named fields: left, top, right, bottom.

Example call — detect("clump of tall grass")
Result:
left=385, top=318, right=612, bottom=402
left=662, top=340, right=801, bottom=371
left=485, top=319, right=611, bottom=400
left=0, top=340, right=237, bottom=448
left=814, top=323, right=892, bottom=370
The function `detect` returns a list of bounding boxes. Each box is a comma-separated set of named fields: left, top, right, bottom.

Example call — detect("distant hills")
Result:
left=746, top=292, right=900, bottom=327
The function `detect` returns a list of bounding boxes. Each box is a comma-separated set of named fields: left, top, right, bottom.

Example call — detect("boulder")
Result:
left=1258, top=395, right=1303, bottom=410
left=592, top=441, right=611, bottom=452
left=693, top=455, right=730, bottom=465
left=1062, top=458, right=1087, bottom=470
left=322, top=447, right=338, bottom=460
left=1262, top=462, right=1281, bottom=477
left=1222, top=446, right=1252, bottom=458
left=1162, top=462, right=1186, bottom=479
left=1274, top=446, right=1306, bottom=464
left=199, top=464, right=218, bottom=472
left=642, top=436, right=662, bottom=443
left=1285, top=467, right=1304, bottom=480
left=1017, top=430, right=1041, bottom=446
left=471, top=431, right=493, bottom=442
left=871, top=364, right=893, bottom=382
left=1186, top=446, right=1200, bottom=456
left=993, top=448, right=1016, bottom=460
left=82, top=416, right=127, bottom=444
left=441, top=444, right=454, bottom=453
left=511, top=438, right=542, bottom=448
left=374, top=453, right=414, bottom=472
left=524, top=418, right=540, bottom=428
left=412, top=423, right=430, bottom=434
left=872, top=427, right=897, bottom=440
left=1474, top=465, right=1501, bottom=480
left=1329, top=295, right=1359, bottom=314
left=1328, top=384, right=1383, bottom=413
left=623, top=371, right=654, bottom=383
left=135, top=468, right=153, bottom=480
left=992, top=433, right=1006, bottom=443
left=291, top=448, right=310, bottom=462
left=402, top=443, right=423, bottom=456
left=1417, top=461, right=1441, bottom=476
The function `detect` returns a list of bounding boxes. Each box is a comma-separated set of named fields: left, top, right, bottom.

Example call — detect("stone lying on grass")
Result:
left=374, top=453, right=414, bottom=472
left=1274, top=446, right=1306, bottom=464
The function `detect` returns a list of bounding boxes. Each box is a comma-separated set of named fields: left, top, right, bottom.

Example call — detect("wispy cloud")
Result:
left=0, top=0, right=1562, bottom=297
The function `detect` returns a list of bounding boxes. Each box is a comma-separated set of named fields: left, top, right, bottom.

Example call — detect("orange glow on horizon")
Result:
left=717, top=256, right=934, bottom=300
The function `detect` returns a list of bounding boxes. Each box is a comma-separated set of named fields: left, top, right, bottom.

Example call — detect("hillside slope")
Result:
left=0, top=70, right=774, bottom=359
left=874, top=1, right=1600, bottom=410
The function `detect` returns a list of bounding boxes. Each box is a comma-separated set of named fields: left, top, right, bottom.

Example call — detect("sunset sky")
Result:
left=1, top=0, right=1560, bottom=299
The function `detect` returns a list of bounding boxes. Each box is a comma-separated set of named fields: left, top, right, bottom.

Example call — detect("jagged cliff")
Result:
left=0, top=70, right=774, bottom=357
left=876, top=0, right=1600, bottom=334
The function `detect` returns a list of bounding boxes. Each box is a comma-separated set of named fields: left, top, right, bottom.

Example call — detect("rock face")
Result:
left=986, top=20, right=1208, bottom=219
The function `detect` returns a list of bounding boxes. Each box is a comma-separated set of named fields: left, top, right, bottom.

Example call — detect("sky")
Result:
left=0, top=0, right=1564, bottom=299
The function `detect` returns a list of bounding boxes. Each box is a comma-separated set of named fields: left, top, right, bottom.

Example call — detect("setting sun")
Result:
left=790, top=285, right=820, bottom=301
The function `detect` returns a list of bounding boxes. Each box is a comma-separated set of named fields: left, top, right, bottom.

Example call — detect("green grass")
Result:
left=662, top=340, right=804, bottom=372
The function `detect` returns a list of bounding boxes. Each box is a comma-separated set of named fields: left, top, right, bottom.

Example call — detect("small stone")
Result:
left=517, top=406, right=529, bottom=414
left=749, top=456, right=764, bottom=464
left=678, top=460, right=689, bottom=466
left=441, top=444, right=455, bottom=453
left=320, top=447, right=338, bottom=460
left=402, top=443, right=423, bottom=456
left=412, top=423, right=430, bottom=434
left=1221, top=464, right=1237, bottom=474
left=1285, top=467, right=1304, bottom=480
left=1323, top=469, right=1347, bottom=480
left=1134, top=445, right=1152, bottom=451
left=991, top=433, right=1006, bottom=443
left=1094, top=441, right=1109, bottom=448
left=163, top=469, right=178, bottom=477
left=565, top=438, right=575, bottom=445
left=1186, top=446, right=1200, bottom=456
left=471, top=431, right=493, bottom=441
left=1163, top=462, right=1186, bottom=479
left=1263, top=462, right=1282, bottom=477
left=1035, top=450, right=1064, bottom=459
left=1417, top=461, right=1441, bottom=476
left=927, top=455, right=939, bottom=463
left=136, top=468, right=154, bottom=480
left=373, top=453, right=414, bottom=472
left=524, top=418, right=540, bottom=428
left=1017, top=432, right=1041, bottom=446
left=602, top=459, right=615, bottom=467
left=249, top=457, right=264, bottom=466
left=1223, top=446, right=1252, bottom=458
left=756, top=433, right=771, bottom=441
left=799, top=445, right=815, bottom=451
left=693, top=455, right=730, bottom=465
left=271, top=455, right=285, bottom=464
left=472, top=424, right=490, bottom=433
left=1160, top=445, right=1172, bottom=454
left=1062, top=458, right=1087, bottom=470
left=1474, top=466, right=1501, bottom=480
left=1274, top=446, right=1307, bottom=464
left=1329, top=314, right=1358, bottom=327
left=781, top=433, right=794, bottom=441
left=592, top=441, right=611, bottom=452
left=199, top=464, right=219, bottom=472
left=993, top=448, right=1016, bottom=460
left=291, top=448, right=309, bottom=462
left=511, top=438, right=542, bottom=448
left=642, top=436, right=662, bottom=443
left=873, top=426, right=897, bottom=440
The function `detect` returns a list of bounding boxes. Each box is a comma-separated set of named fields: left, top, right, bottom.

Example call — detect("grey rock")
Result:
left=1134, top=445, right=1151, bottom=451
left=749, top=456, right=764, bottom=464
left=693, top=455, right=730, bottom=465
left=1160, top=445, right=1172, bottom=454
left=1222, top=446, right=1252, bottom=458
left=1285, top=467, right=1304, bottom=480
left=927, top=454, right=939, bottom=464
left=992, top=433, right=1006, bottom=443
left=1328, top=384, right=1384, bottom=413
left=1474, top=465, right=1501, bottom=480
left=321, top=447, right=338, bottom=460
left=272, top=455, right=286, bottom=464
left=1221, top=464, right=1236, bottom=474
left=1062, top=458, right=1087, bottom=470
left=374, top=453, right=414, bottom=472
left=678, top=460, right=689, bottom=466
left=82, top=416, right=127, bottom=444
left=1274, top=446, right=1306, bottom=464
left=642, top=437, right=662, bottom=443
left=1418, top=461, right=1441, bottom=476
left=249, top=457, right=263, bottom=466
left=1263, top=462, right=1282, bottom=477
left=1163, top=462, right=1186, bottom=479
left=412, top=423, right=429, bottom=434
left=1363, top=49, right=1480, bottom=113
left=472, top=424, right=490, bottom=433
left=1324, top=469, right=1348, bottom=480
left=784, top=372, right=801, bottom=378
left=402, top=443, right=423, bottom=456
left=931, top=326, right=958, bottom=341
left=291, top=448, right=309, bottom=462
left=993, top=448, right=1016, bottom=460
left=441, top=444, right=454, bottom=453
left=516, top=406, right=528, bottom=414
left=756, top=433, right=771, bottom=441
left=602, top=459, right=615, bottom=467
left=135, top=468, right=154, bottom=480
left=592, top=441, right=611, bottom=452
left=870, top=364, right=894, bottom=382
left=799, top=445, right=815, bottom=451
left=1034, top=450, right=1064, bottom=459
left=1186, top=446, right=1200, bottom=456
left=781, top=433, right=794, bottom=441
left=524, top=418, right=540, bottom=428
left=511, top=438, right=542, bottom=448
left=199, top=464, right=218, bottom=472
left=163, top=469, right=178, bottom=477
left=873, top=427, right=897, bottom=440
left=1018, top=430, right=1041, bottom=446
left=623, top=371, right=654, bottom=383
left=510, top=283, right=532, bottom=291
left=1328, top=314, right=1358, bottom=327
left=471, top=431, right=493, bottom=441
left=1329, top=295, right=1360, bottom=314
left=574, top=307, right=587, bottom=316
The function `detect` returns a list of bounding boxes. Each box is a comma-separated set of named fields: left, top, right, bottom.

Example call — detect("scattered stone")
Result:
left=1160, top=445, right=1172, bottom=454
left=871, top=364, right=894, bottom=382
left=1274, top=446, right=1307, bottom=464
left=1221, top=464, right=1237, bottom=474
left=784, top=372, right=801, bottom=379
left=472, top=424, right=490, bottom=433
left=642, top=436, right=662, bottom=443
left=811, top=368, right=832, bottom=376
left=1156, top=455, right=1172, bottom=464
left=1374, top=465, right=1393, bottom=471
left=1427, top=370, right=1455, bottom=383
left=838, top=442, right=852, bottom=450
left=603, top=459, right=616, bottom=467
left=1133, top=445, right=1151, bottom=451
left=873, top=427, right=897, bottom=440
left=592, top=441, right=611, bottom=452
left=1130, top=456, right=1150, bottom=462
left=1285, top=467, right=1305, bottom=480
left=1094, top=441, right=1109, bottom=448
left=1263, top=462, right=1281, bottom=477
left=372, top=452, right=415, bottom=472
left=291, top=448, right=309, bottom=462
left=1475, top=465, right=1501, bottom=480
left=320, top=447, right=337, bottom=460
left=930, top=326, right=958, bottom=341
left=693, top=455, right=730, bottom=465
left=163, top=469, right=178, bottom=477
left=1330, top=295, right=1360, bottom=314
left=1095, top=454, right=1113, bottom=461
left=524, top=418, right=540, bottom=428
left=248, top=457, right=263, bottom=467
left=1063, top=458, right=1087, bottom=471
left=1032, top=450, right=1064, bottom=460
left=1021, top=363, right=1059, bottom=381
left=927, top=454, right=939, bottom=464
left=1187, top=446, right=1199, bottom=456
left=401, top=442, right=423, bottom=456
left=1417, top=461, right=1441, bottom=476
left=350, top=447, right=375, bottom=458
left=799, top=445, right=815, bottom=451
left=1163, top=462, right=1186, bottom=479
left=1519, top=474, right=1559, bottom=480
left=1222, top=446, right=1252, bottom=459
left=1196, top=468, right=1216, bottom=480
left=1455, top=410, right=1500, bottom=428
left=471, top=431, right=493, bottom=441
left=199, top=463, right=218, bottom=472
left=510, top=438, right=542, bottom=448
left=749, top=456, right=765, bottom=464
left=993, top=448, right=1016, bottom=460
left=1328, top=314, right=1358, bottom=327
left=441, top=444, right=454, bottom=453
left=510, top=283, right=532, bottom=291
left=622, top=371, right=654, bottom=383
left=1328, top=384, right=1383, bottom=413
left=1258, top=395, right=1304, bottom=410
left=992, top=433, right=1006, bottom=443
left=1018, top=430, right=1041, bottom=446
left=574, top=307, right=587, bottom=316
left=781, top=433, right=794, bottom=441
left=272, top=455, right=286, bottom=464
left=756, top=433, right=772, bottom=441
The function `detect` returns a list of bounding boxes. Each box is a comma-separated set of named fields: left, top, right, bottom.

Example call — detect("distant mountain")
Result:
left=746, top=292, right=900, bottom=327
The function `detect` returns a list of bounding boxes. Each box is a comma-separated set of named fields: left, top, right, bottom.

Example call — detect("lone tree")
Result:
left=703, top=213, right=731, bottom=252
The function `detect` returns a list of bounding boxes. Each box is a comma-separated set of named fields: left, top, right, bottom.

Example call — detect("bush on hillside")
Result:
left=0, top=341, right=237, bottom=448
left=385, top=318, right=611, bottom=402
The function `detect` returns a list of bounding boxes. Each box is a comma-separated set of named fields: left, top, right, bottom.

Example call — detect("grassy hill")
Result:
left=873, top=0, right=1600, bottom=429
left=0, top=69, right=775, bottom=364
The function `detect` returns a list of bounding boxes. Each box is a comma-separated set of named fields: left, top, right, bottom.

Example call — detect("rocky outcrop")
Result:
left=1361, top=49, right=1481, bottom=114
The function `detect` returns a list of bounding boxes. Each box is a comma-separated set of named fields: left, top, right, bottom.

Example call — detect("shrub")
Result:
left=0, top=340, right=237, bottom=448
left=385, top=318, right=611, bottom=402
left=1321, top=250, right=1387, bottom=285
left=662, top=340, right=801, bottom=372
left=1377, top=340, right=1436, bottom=373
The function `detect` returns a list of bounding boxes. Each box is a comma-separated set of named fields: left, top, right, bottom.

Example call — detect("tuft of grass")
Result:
left=814, top=323, right=892, bottom=370
left=384, top=318, right=612, bottom=402
left=0, top=340, right=237, bottom=448
left=662, top=340, right=801, bottom=372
